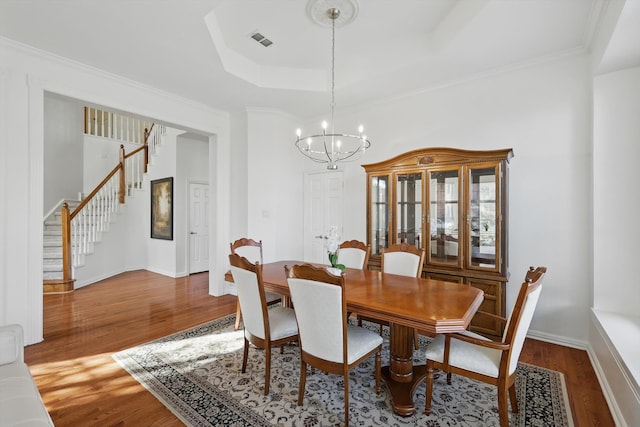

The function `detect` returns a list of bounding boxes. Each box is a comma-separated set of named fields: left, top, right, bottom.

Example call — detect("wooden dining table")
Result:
left=245, top=260, right=484, bottom=416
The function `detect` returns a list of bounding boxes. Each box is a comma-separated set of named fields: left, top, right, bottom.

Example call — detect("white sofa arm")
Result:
left=0, top=324, right=24, bottom=366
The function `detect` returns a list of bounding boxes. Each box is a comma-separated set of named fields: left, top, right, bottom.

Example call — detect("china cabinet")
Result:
left=363, top=147, right=513, bottom=337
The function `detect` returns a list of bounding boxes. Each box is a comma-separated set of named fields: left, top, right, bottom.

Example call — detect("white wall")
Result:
left=592, top=67, right=640, bottom=427
left=593, top=67, right=640, bottom=316
left=289, top=55, right=594, bottom=343
left=82, top=136, right=138, bottom=193
left=0, top=38, right=230, bottom=344
left=43, top=94, right=84, bottom=213
left=245, top=108, right=305, bottom=263
left=146, top=129, right=178, bottom=277
left=229, top=112, right=249, bottom=239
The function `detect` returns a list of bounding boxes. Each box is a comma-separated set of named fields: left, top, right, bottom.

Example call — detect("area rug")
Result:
left=113, top=314, right=573, bottom=426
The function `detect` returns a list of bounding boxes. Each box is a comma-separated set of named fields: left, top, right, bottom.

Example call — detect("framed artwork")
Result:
left=151, top=177, right=173, bottom=240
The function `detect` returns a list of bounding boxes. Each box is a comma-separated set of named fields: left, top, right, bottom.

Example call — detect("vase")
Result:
left=327, top=267, right=343, bottom=276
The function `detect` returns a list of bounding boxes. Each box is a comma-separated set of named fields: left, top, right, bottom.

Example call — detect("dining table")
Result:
left=229, top=260, right=484, bottom=416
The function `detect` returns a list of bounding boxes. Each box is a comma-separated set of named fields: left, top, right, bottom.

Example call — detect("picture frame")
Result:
left=150, top=177, right=173, bottom=240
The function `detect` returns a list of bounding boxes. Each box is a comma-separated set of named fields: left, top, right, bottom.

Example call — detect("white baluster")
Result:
left=81, top=209, right=87, bottom=256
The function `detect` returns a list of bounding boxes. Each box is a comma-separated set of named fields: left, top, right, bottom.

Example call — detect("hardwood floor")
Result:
left=24, top=270, right=614, bottom=426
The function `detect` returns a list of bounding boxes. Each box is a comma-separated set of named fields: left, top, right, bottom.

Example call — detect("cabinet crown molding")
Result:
left=363, top=147, right=513, bottom=172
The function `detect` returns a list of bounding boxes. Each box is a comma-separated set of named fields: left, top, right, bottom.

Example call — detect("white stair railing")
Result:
left=70, top=172, right=120, bottom=268
left=84, top=106, right=154, bottom=145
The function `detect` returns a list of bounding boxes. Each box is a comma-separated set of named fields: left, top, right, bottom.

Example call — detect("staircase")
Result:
left=43, top=108, right=166, bottom=293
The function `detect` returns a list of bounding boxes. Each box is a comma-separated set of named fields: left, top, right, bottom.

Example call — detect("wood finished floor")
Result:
left=24, top=270, right=614, bottom=426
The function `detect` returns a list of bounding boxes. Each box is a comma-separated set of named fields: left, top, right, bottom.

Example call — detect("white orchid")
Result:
left=325, top=226, right=340, bottom=253
left=324, top=226, right=345, bottom=270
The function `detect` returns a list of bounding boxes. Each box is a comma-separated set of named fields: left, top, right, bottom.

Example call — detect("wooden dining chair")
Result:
left=228, top=253, right=299, bottom=395
left=286, top=263, right=382, bottom=427
left=359, top=243, right=425, bottom=347
left=337, top=240, right=371, bottom=269
left=230, top=238, right=282, bottom=330
left=424, top=266, right=547, bottom=427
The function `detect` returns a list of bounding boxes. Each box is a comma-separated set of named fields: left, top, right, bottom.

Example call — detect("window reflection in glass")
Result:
left=429, top=170, right=459, bottom=264
left=371, top=176, right=388, bottom=255
left=470, top=167, right=496, bottom=268
left=396, top=173, right=422, bottom=248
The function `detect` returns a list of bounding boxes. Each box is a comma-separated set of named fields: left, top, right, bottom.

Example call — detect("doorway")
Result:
left=188, top=181, right=209, bottom=274
left=303, top=171, right=344, bottom=263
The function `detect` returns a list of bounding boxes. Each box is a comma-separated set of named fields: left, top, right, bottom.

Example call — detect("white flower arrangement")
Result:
left=324, top=226, right=345, bottom=270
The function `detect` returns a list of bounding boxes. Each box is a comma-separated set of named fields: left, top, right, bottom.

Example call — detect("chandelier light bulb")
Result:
left=296, top=128, right=301, bottom=137
left=358, top=125, right=364, bottom=134
left=322, top=121, right=328, bottom=130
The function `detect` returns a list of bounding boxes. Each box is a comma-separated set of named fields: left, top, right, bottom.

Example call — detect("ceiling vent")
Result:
left=250, top=32, right=273, bottom=47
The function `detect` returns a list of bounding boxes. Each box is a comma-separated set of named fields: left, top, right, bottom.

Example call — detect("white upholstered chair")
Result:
left=230, top=238, right=282, bottom=330
left=228, top=253, right=299, bottom=395
left=286, top=263, right=382, bottom=427
left=381, top=243, right=425, bottom=277
left=424, top=266, right=547, bottom=427
left=337, top=240, right=371, bottom=270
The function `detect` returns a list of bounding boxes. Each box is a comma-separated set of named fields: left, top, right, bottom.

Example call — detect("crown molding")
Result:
left=0, top=36, right=229, bottom=121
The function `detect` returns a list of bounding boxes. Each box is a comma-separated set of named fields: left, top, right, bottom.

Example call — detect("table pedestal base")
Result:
left=381, top=365, right=427, bottom=416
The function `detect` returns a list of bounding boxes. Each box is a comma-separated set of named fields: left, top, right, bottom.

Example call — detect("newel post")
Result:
left=143, top=127, right=149, bottom=173
left=61, top=202, right=72, bottom=283
left=119, top=144, right=126, bottom=203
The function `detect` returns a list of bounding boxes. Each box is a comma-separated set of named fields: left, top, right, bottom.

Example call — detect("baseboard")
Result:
left=146, top=266, right=179, bottom=278
left=74, top=268, right=126, bottom=289
left=224, top=280, right=237, bottom=296
left=526, top=329, right=589, bottom=350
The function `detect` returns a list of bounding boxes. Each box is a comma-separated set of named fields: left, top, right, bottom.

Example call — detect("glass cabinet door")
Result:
left=427, top=169, right=461, bottom=265
left=370, top=175, right=389, bottom=256
left=395, top=172, right=423, bottom=248
left=468, top=165, right=500, bottom=271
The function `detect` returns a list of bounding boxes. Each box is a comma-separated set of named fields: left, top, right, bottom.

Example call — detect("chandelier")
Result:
left=295, top=4, right=371, bottom=170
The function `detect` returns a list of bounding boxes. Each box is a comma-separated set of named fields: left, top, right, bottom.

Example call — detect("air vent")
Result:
left=250, top=32, right=273, bottom=47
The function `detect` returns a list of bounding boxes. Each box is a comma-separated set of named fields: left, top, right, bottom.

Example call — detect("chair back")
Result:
left=382, top=243, right=425, bottom=277
left=338, top=240, right=370, bottom=269
left=504, top=266, right=546, bottom=374
left=230, top=238, right=263, bottom=264
left=287, top=264, right=346, bottom=364
left=229, top=253, right=268, bottom=340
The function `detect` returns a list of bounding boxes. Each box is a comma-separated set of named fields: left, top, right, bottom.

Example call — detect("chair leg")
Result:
left=344, top=371, right=350, bottom=427
left=509, top=383, right=518, bottom=413
left=234, top=301, right=242, bottom=330
left=375, top=350, right=381, bottom=393
left=414, top=328, right=420, bottom=350
left=497, top=382, right=510, bottom=427
left=241, top=337, right=249, bottom=373
left=297, top=360, right=307, bottom=406
left=264, top=345, right=271, bottom=395
left=425, top=362, right=435, bottom=415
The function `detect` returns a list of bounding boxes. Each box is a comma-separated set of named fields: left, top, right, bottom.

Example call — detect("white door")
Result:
left=189, top=182, right=209, bottom=274
left=304, top=171, right=344, bottom=263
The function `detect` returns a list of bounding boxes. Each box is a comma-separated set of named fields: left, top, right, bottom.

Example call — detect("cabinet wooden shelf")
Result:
left=363, top=147, right=513, bottom=338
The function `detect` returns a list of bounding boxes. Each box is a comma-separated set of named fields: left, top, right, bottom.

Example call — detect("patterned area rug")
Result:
left=113, top=314, right=573, bottom=426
